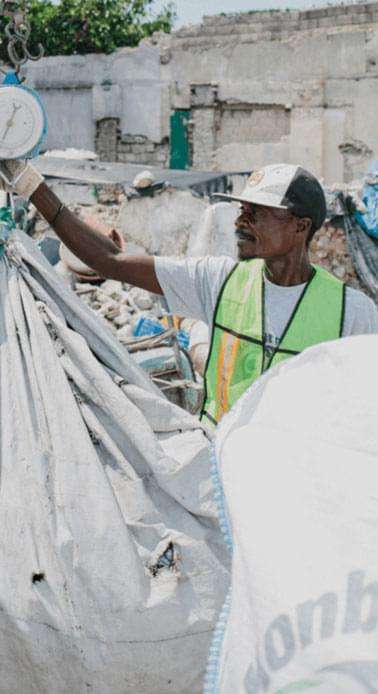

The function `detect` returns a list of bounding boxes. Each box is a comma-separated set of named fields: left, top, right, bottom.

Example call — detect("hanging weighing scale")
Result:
left=0, top=71, right=47, bottom=160
left=0, top=1, right=47, bottom=161
left=0, top=1, right=47, bottom=254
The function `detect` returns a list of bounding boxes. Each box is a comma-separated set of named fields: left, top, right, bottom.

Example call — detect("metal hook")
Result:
left=1, top=2, right=44, bottom=74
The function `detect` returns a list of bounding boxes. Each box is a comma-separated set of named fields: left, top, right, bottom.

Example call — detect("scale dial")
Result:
left=0, top=86, right=45, bottom=159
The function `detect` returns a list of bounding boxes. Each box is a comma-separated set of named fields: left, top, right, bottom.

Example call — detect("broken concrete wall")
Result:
left=20, top=43, right=170, bottom=167
left=6, top=1, right=378, bottom=182
left=169, top=1, right=378, bottom=183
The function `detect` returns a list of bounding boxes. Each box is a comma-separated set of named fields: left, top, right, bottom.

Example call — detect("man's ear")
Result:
left=296, top=217, right=312, bottom=236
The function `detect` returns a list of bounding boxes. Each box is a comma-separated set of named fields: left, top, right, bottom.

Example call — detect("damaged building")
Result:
left=19, top=0, right=378, bottom=184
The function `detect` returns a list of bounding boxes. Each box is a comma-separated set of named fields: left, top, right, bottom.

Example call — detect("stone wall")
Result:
left=95, top=119, right=169, bottom=166
left=5, top=2, right=378, bottom=181
left=18, top=43, right=170, bottom=164
left=169, top=1, right=378, bottom=182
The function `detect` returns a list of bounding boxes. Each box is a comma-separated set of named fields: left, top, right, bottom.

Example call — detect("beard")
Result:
left=237, top=245, right=257, bottom=261
left=235, top=225, right=257, bottom=261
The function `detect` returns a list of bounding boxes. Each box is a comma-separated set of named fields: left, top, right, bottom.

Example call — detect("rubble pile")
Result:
left=75, top=279, right=161, bottom=344
left=310, top=223, right=364, bottom=292
left=31, top=178, right=371, bottom=357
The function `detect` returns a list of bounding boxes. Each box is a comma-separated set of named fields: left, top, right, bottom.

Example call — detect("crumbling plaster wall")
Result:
left=5, top=2, right=378, bottom=182
left=169, top=2, right=378, bottom=183
left=20, top=42, right=171, bottom=166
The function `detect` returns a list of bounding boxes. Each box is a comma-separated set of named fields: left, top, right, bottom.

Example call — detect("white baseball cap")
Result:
left=215, top=163, right=327, bottom=230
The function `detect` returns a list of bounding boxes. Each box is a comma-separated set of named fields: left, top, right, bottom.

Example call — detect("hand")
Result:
left=0, top=160, right=44, bottom=199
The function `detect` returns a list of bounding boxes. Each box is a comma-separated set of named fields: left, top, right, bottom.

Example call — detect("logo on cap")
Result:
left=248, top=171, right=264, bottom=187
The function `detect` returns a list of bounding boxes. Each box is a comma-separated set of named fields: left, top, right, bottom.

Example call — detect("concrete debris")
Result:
left=74, top=279, right=161, bottom=340
left=133, top=170, right=156, bottom=189
left=70, top=274, right=201, bottom=412
left=309, top=223, right=364, bottom=291
left=29, top=166, right=373, bottom=402
left=117, top=188, right=208, bottom=256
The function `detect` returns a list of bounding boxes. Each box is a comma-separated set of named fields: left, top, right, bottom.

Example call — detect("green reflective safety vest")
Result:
left=201, top=259, right=345, bottom=428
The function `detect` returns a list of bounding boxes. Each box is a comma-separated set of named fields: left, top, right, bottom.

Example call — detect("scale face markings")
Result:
left=0, top=86, right=45, bottom=159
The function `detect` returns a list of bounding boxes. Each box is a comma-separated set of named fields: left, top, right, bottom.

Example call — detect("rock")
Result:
left=309, top=223, right=364, bottom=292
left=128, top=287, right=154, bottom=311
left=120, top=290, right=133, bottom=305
left=132, top=170, right=155, bottom=189
left=333, top=265, right=346, bottom=279
left=97, top=300, right=119, bottom=317
left=117, top=325, right=133, bottom=340
left=114, top=309, right=132, bottom=328
left=100, top=279, right=124, bottom=299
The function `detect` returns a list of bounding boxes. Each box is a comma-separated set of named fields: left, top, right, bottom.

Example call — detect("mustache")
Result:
left=235, top=214, right=254, bottom=228
left=235, top=218, right=255, bottom=240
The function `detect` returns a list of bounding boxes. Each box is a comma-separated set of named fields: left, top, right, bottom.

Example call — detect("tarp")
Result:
left=343, top=199, right=378, bottom=304
left=0, top=229, right=229, bottom=694
left=34, top=156, right=231, bottom=198
left=354, top=160, right=378, bottom=239
left=208, top=335, right=378, bottom=693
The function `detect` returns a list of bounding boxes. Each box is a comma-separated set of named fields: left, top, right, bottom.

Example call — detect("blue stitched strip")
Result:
left=210, top=443, right=233, bottom=551
left=203, top=444, right=234, bottom=693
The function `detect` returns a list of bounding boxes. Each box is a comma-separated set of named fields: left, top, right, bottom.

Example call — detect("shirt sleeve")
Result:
left=154, top=255, right=236, bottom=326
left=343, top=287, right=378, bottom=336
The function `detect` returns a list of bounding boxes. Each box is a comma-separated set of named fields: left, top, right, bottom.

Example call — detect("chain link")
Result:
left=0, top=1, right=44, bottom=78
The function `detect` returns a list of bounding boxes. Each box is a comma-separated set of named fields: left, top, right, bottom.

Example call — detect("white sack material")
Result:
left=0, top=230, right=229, bottom=694
left=209, top=335, right=378, bottom=694
left=187, top=202, right=238, bottom=259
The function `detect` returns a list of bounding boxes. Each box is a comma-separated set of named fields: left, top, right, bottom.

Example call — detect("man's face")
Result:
left=235, top=202, right=305, bottom=261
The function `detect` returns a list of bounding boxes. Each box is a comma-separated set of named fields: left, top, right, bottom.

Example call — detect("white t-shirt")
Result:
left=155, top=256, right=378, bottom=352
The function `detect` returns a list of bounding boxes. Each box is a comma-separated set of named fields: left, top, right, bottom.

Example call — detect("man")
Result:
left=1, top=160, right=378, bottom=427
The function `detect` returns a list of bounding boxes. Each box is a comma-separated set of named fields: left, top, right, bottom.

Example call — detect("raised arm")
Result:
left=0, top=160, right=163, bottom=294
left=31, top=183, right=163, bottom=294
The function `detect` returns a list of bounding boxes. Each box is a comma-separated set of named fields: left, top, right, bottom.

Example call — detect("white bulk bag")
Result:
left=209, top=335, right=378, bottom=694
left=0, top=230, right=229, bottom=694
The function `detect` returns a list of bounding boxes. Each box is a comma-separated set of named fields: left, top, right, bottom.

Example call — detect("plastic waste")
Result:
left=133, top=315, right=190, bottom=350
left=353, top=160, right=378, bottom=239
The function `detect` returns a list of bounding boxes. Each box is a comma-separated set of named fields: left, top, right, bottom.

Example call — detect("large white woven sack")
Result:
left=210, top=335, right=378, bottom=694
left=0, top=231, right=229, bottom=694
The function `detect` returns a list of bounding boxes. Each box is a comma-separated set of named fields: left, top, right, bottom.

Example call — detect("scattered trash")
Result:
left=24, top=153, right=377, bottom=419
left=134, top=316, right=189, bottom=350
left=353, top=160, right=378, bottom=239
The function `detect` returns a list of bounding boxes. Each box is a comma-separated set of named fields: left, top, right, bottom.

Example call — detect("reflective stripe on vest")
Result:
left=201, top=259, right=345, bottom=428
